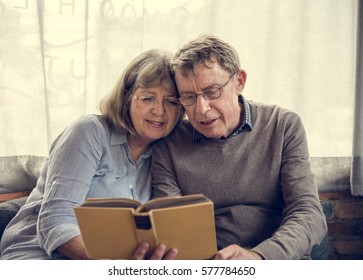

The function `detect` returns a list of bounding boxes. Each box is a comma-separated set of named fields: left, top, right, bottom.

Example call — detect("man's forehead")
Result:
left=175, top=62, right=228, bottom=82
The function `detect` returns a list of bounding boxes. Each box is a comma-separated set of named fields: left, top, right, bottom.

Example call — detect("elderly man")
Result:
left=151, top=34, right=327, bottom=260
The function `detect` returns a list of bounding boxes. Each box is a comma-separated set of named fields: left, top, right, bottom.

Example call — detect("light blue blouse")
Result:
left=0, top=115, right=152, bottom=259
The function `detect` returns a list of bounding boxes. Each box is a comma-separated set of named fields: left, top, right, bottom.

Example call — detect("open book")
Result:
left=74, top=194, right=217, bottom=260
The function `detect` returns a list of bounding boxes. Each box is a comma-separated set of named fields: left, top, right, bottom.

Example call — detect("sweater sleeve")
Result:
left=252, top=112, right=327, bottom=259
left=151, top=138, right=182, bottom=198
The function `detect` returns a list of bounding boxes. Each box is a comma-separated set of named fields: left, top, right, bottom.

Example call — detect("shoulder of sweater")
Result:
left=158, top=119, right=193, bottom=144
left=248, top=101, right=306, bottom=139
left=174, top=119, right=194, bottom=135
left=249, top=100, right=301, bottom=120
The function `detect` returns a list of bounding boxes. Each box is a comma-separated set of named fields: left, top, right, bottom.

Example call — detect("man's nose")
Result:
left=195, top=95, right=211, bottom=114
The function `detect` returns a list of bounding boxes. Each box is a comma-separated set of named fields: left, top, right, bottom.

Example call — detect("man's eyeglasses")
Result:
left=179, top=73, right=235, bottom=106
left=133, top=95, right=181, bottom=112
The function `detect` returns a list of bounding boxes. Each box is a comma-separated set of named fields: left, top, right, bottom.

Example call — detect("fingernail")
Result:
left=141, top=242, right=149, bottom=251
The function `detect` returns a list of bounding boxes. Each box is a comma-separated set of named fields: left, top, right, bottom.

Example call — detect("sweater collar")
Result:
left=192, top=95, right=253, bottom=142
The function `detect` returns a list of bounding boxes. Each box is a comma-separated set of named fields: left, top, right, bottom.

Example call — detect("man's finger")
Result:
left=163, top=248, right=178, bottom=260
left=131, top=242, right=149, bottom=260
left=148, top=244, right=167, bottom=260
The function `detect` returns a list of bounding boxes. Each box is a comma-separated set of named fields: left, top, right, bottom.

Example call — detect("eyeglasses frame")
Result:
left=132, top=94, right=181, bottom=112
left=178, top=72, right=236, bottom=106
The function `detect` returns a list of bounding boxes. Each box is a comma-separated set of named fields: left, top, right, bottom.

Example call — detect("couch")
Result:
left=0, top=156, right=45, bottom=240
left=0, top=155, right=328, bottom=259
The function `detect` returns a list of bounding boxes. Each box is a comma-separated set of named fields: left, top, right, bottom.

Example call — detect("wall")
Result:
left=312, top=157, right=363, bottom=259
left=320, top=192, right=363, bottom=259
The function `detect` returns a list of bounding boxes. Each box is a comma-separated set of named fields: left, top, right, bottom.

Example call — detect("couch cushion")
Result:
left=0, top=155, right=44, bottom=196
left=0, top=196, right=28, bottom=240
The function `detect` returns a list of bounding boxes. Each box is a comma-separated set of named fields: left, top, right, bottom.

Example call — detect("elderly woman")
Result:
left=0, top=49, right=183, bottom=260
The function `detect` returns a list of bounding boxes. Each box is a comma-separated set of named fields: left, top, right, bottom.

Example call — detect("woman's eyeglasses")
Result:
left=133, top=95, right=181, bottom=112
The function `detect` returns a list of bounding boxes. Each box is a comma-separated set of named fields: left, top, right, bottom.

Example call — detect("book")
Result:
left=74, top=194, right=217, bottom=260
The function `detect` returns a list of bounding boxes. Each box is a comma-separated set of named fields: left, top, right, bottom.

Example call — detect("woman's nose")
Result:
left=152, top=100, right=166, bottom=115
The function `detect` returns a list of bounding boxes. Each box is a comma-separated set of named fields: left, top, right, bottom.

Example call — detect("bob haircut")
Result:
left=100, top=49, right=183, bottom=135
left=171, top=34, right=241, bottom=78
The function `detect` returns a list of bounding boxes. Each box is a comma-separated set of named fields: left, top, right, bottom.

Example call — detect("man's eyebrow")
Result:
left=179, top=83, right=220, bottom=95
left=179, top=90, right=195, bottom=95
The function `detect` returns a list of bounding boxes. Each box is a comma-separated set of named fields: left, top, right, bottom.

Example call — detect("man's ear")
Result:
left=236, top=69, right=247, bottom=92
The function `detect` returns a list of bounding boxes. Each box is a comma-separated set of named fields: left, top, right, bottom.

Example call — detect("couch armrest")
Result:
left=0, top=196, right=28, bottom=240
left=0, top=191, right=32, bottom=203
left=0, top=155, right=44, bottom=197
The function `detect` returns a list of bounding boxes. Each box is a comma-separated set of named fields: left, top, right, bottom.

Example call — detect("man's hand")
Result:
left=131, top=242, right=178, bottom=260
left=213, top=244, right=263, bottom=260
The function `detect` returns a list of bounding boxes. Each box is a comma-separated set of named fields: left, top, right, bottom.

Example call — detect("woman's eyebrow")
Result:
left=138, top=90, right=156, bottom=95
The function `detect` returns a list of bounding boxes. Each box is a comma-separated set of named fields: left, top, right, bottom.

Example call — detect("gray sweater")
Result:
left=152, top=100, right=327, bottom=260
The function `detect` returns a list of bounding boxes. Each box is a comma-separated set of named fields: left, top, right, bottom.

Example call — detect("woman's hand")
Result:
left=131, top=242, right=178, bottom=260
left=57, top=239, right=178, bottom=260
left=56, top=235, right=89, bottom=259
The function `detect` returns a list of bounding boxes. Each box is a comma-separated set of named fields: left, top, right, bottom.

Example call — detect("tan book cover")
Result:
left=74, top=194, right=217, bottom=260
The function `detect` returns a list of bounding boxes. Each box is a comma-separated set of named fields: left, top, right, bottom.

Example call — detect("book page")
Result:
left=79, top=198, right=141, bottom=209
left=139, top=194, right=209, bottom=212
